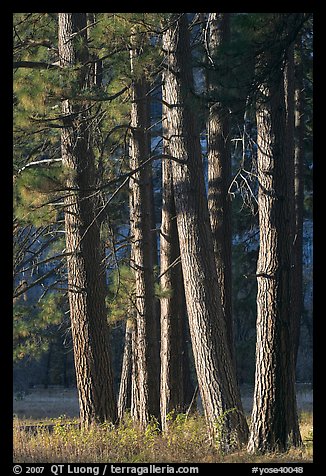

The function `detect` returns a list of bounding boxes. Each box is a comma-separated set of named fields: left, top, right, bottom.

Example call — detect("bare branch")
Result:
left=17, top=158, right=62, bottom=174
left=156, top=255, right=181, bottom=282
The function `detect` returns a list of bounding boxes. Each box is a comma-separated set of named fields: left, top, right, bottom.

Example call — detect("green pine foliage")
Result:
left=107, top=265, right=169, bottom=325
left=107, top=266, right=136, bottom=324
left=13, top=293, right=63, bottom=362
left=13, top=14, right=60, bottom=120
left=14, top=166, right=65, bottom=226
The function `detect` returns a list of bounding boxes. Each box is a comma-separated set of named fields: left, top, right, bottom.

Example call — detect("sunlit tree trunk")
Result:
left=160, top=125, right=191, bottom=428
left=248, top=24, right=302, bottom=451
left=129, top=42, right=160, bottom=427
left=206, top=13, right=234, bottom=360
left=58, top=12, right=117, bottom=427
left=162, top=13, right=248, bottom=450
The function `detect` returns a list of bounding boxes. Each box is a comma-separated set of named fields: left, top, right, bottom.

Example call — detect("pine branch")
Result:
left=13, top=262, right=64, bottom=299
left=13, top=38, right=56, bottom=51
left=13, top=60, right=62, bottom=70
left=19, top=251, right=76, bottom=274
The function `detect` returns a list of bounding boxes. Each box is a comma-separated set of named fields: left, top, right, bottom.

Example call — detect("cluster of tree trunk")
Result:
left=161, top=13, right=249, bottom=449
left=29, top=12, right=310, bottom=453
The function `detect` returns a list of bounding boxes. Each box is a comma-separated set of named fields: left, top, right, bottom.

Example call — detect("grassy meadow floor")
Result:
left=13, top=386, right=313, bottom=463
left=13, top=412, right=313, bottom=463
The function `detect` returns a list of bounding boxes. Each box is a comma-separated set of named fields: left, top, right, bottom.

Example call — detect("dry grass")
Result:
left=13, top=411, right=313, bottom=464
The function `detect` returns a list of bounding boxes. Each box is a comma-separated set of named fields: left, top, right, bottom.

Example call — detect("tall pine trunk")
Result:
left=162, top=13, right=248, bottom=450
left=248, top=31, right=302, bottom=452
left=284, top=41, right=301, bottom=370
left=160, top=125, right=192, bottom=429
left=129, top=43, right=160, bottom=427
left=58, top=13, right=117, bottom=427
left=206, top=13, right=234, bottom=359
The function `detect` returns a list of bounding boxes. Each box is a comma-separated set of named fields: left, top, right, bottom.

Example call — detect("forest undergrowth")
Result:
left=13, top=411, right=313, bottom=464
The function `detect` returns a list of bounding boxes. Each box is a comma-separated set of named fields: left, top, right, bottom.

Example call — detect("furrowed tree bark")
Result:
left=160, top=122, right=191, bottom=429
left=206, top=13, right=234, bottom=360
left=129, top=42, right=160, bottom=427
left=248, top=19, right=302, bottom=451
left=162, top=13, right=248, bottom=450
left=58, top=13, right=117, bottom=427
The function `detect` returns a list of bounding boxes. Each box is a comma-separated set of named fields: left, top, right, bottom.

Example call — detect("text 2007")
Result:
left=26, top=468, right=45, bottom=474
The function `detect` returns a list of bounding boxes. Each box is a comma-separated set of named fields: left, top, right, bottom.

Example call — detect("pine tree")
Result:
left=58, top=12, right=117, bottom=426
left=206, top=13, right=234, bottom=360
left=162, top=13, right=248, bottom=449
left=160, top=112, right=192, bottom=429
left=128, top=32, right=160, bottom=427
left=248, top=14, right=304, bottom=453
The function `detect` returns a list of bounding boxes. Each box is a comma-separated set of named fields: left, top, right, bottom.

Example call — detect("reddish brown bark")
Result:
left=59, top=13, right=117, bottom=427
left=162, top=13, right=248, bottom=449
